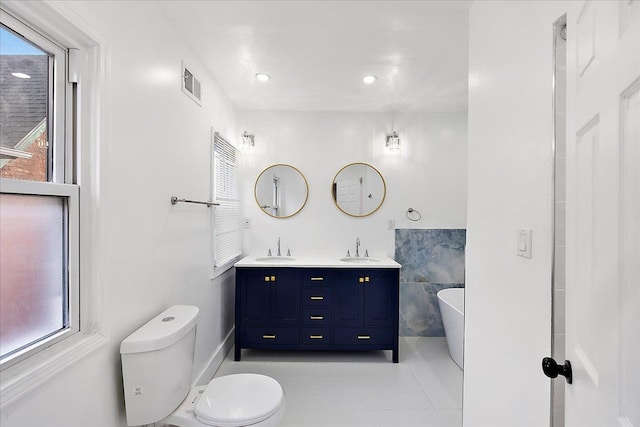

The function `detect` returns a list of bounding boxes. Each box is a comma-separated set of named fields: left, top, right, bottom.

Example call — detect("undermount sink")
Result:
left=339, top=257, right=380, bottom=263
left=254, top=256, right=296, bottom=262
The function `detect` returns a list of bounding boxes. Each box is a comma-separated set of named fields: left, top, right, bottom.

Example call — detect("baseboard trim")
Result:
left=193, top=326, right=234, bottom=386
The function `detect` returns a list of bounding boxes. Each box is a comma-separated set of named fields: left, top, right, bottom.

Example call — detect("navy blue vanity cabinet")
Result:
left=235, top=268, right=300, bottom=361
left=235, top=266, right=399, bottom=362
left=333, top=268, right=399, bottom=363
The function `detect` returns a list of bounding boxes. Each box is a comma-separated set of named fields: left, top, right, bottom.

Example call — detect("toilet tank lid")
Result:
left=120, top=305, right=199, bottom=354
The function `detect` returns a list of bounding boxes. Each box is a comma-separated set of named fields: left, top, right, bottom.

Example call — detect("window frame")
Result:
left=0, top=11, right=77, bottom=369
left=0, top=1, right=107, bottom=409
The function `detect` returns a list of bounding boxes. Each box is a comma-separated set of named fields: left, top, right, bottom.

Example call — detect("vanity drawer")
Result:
left=302, top=328, right=332, bottom=345
left=333, top=328, right=394, bottom=345
left=241, top=327, right=299, bottom=345
left=302, top=307, right=332, bottom=325
left=303, top=287, right=332, bottom=306
left=301, top=270, right=331, bottom=286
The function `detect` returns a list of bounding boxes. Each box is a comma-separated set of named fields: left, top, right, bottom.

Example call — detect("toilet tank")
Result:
left=120, top=305, right=199, bottom=426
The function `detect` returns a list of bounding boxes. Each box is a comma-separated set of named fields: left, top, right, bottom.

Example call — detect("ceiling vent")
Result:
left=182, top=61, right=201, bottom=105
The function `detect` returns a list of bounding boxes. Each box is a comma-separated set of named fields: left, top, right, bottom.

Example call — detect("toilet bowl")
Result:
left=120, top=305, right=285, bottom=427
left=164, top=374, right=285, bottom=427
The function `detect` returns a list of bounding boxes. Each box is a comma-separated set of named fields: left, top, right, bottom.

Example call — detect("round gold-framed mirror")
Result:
left=331, top=162, right=386, bottom=217
left=254, top=164, right=309, bottom=218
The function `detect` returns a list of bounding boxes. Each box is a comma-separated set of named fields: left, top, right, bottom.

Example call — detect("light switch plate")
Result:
left=517, top=229, right=532, bottom=258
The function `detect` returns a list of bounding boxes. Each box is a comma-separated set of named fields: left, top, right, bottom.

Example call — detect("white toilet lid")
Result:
left=195, top=373, right=284, bottom=427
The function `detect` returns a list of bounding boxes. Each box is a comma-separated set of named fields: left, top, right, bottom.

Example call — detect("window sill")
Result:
left=212, top=255, right=241, bottom=279
left=0, top=332, right=108, bottom=409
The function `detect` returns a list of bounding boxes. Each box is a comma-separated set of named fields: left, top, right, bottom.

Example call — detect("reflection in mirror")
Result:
left=254, top=164, right=309, bottom=218
left=332, top=162, right=386, bottom=217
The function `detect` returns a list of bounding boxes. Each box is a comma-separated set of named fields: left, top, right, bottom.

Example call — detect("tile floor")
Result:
left=215, top=337, right=463, bottom=427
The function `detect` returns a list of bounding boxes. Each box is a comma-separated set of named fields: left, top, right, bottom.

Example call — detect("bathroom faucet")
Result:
left=277, top=237, right=281, bottom=257
left=355, top=237, right=360, bottom=257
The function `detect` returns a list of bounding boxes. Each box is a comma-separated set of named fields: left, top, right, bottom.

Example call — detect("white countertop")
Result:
left=234, top=254, right=401, bottom=269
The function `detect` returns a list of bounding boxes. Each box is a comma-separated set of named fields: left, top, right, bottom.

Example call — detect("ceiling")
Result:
left=158, top=1, right=470, bottom=113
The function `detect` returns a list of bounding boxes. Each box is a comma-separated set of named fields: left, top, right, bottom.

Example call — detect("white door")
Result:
left=564, top=1, right=640, bottom=426
left=336, top=177, right=362, bottom=215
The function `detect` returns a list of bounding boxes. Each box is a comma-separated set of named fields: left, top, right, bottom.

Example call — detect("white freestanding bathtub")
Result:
left=437, top=287, right=464, bottom=369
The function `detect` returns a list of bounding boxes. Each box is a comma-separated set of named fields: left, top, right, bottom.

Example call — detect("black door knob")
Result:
left=542, top=357, right=573, bottom=384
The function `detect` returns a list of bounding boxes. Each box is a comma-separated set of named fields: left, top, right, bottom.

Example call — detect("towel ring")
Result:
left=406, top=208, right=422, bottom=222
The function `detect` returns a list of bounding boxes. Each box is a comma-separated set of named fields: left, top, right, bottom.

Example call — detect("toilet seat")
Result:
left=194, top=374, right=284, bottom=427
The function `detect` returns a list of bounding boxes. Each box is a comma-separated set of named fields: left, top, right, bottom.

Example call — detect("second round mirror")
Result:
left=332, top=162, right=386, bottom=217
left=255, top=164, right=308, bottom=218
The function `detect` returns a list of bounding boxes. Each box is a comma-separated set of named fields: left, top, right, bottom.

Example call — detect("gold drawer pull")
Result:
left=310, top=316, right=324, bottom=320
left=359, top=277, right=364, bottom=283
left=357, top=335, right=371, bottom=340
left=365, top=276, right=370, bottom=282
left=309, top=335, right=324, bottom=339
left=310, top=296, right=324, bottom=300
left=310, top=277, right=324, bottom=281
left=264, top=276, right=270, bottom=282
left=271, top=276, right=276, bottom=281
left=262, top=334, right=276, bottom=339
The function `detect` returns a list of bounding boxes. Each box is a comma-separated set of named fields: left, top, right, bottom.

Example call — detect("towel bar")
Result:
left=170, top=196, right=219, bottom=207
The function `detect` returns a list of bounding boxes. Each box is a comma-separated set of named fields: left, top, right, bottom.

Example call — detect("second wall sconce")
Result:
left=386, top=131, right=400, bottom=150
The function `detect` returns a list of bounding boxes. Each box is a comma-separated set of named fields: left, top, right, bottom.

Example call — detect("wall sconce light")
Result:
left=242, top=131, right=254, bottom=148
left=386, top=131, right=400, bottom=150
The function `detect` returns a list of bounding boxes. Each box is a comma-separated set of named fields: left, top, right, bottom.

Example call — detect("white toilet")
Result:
left=120, top=305, right=285, bottom=427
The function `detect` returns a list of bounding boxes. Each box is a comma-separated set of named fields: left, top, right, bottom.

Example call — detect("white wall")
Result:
left=1, top=1, right=238, bottom=426
left=239, top=111, right=468, bottom=258
left=465, top=1, right=568, bottom=425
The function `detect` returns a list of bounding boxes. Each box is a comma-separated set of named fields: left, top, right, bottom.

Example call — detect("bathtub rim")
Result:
left=436, top=287, right=464, bottom=316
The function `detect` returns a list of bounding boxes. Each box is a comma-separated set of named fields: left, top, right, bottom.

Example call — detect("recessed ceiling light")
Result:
left=11, top=72, right=30, bottom=79
left=363, top=75, right=377, bottom=84
left=255, top=73, right=270, bottom=82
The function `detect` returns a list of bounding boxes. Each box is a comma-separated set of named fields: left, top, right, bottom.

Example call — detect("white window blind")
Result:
left=212, top=131, right=242, bottom=276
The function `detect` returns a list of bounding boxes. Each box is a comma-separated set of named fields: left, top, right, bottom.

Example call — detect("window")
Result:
left=211, top=131, right=241, bottom=276
left=0, top=16, right=78, bottom=370
left=0, top=2, right=105, bottom=407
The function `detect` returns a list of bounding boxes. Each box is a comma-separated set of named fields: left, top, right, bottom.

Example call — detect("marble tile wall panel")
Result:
left=395, top=229, right=466, bottom=283
left=400, top=282, right=464, bottom=337
left=395, top=229, right=466, bottom=337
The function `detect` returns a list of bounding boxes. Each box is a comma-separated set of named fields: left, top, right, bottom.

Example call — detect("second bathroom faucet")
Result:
left=346, top=237, right=368, bottom=258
